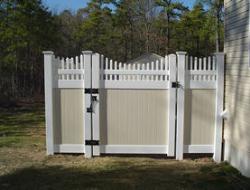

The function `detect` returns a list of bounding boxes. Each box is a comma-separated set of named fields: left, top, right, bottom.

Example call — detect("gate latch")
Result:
left=87, top=96, right=98, bottom=113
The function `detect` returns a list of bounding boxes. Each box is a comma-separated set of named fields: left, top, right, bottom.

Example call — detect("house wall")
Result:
left=224, top=0, right=250, bottom=177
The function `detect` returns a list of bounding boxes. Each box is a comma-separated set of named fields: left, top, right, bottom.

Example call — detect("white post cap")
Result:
left=214, top=52, right=225, bottom=56
left=43, top=51, right=54, bottom=55
left=176, top=51, right=187, bottom=55
left=82, top=51, right=93, bottom=54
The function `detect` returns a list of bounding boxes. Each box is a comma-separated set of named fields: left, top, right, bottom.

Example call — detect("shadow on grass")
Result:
left=0, top=162, right=250, bottom=190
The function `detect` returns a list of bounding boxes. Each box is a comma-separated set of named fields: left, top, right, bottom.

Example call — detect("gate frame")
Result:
left=83, top=51, right=101, bottom=158
left=83, top=53, right=177, bottom=157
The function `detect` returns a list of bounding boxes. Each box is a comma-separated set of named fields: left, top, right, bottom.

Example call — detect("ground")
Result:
left=0, top=104, right=250, bottom=190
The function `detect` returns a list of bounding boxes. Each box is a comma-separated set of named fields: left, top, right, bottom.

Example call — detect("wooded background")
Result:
left=0, top=0, right=224, bottom=105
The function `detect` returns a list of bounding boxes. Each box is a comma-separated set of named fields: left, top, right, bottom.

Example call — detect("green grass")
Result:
left=0, top=105, right=44, bottom=148
left=0, top=104, right=250, bottom=190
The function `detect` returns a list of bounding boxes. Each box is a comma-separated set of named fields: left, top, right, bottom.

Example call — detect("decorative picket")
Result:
left=186, top=55, right=217, bottom=89
left=43, top=51, right=224, bottom=162
left=100, top=55, right=170, bottom=89
left=55, top=55, right=85, bottom=88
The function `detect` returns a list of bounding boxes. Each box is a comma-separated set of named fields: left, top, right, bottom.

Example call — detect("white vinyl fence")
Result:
left=43, top=51, right=224, bottom=162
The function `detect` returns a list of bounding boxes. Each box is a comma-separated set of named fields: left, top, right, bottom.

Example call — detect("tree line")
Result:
left=0, top=0, right=224, bottom=104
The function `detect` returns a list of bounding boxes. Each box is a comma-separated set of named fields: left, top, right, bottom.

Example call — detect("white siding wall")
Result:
left=224, top=0, right=250, bottom=177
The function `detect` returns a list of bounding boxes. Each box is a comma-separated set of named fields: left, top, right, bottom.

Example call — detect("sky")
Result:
left=42, top=0, right=197, bottom=13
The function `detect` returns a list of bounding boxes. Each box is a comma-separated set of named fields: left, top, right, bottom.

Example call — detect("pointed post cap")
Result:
left=43, top=51, right=54, bottom=55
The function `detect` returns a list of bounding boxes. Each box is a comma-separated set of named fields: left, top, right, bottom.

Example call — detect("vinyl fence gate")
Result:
left=43, top=51, right=224, bottom=162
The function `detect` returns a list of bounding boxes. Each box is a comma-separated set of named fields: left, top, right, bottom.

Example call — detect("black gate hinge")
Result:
left=172, top=82, right=180, bottom=88
left=85, top=140, right=99, bottom=146
left=87, top=107, right=93, bottom=113
left=85, top=88, right=99, bottom=94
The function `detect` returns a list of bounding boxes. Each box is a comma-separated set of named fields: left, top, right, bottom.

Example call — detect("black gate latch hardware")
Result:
left=172, top=82, right=180, bottom=88
left=85, top=140, right=99, bottom=146
left=91, top=96, right=97, bottom=102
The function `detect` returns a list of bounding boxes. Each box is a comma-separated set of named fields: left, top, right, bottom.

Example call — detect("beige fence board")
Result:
left=184, top=90, right=216, bottom=145
left=100, top=89, right=168, bottom=145
left=53, top=89, right=84, bottom=144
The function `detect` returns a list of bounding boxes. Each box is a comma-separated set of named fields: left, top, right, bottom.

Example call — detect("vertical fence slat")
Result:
left=214, top=53, right=225, bottom=163
left=105, top=58, right=108, bottom=80
left=213, top=56, right=216, bottom=80
left=146, top=62, right=150, bottom=80
left=114, top=61, right=118, bottom=80
left=83, top=51, right=93, bottom=158
left=66, top=58, right=70, bottom=80
left=165, top=55, right=169, bottom=70
left=100, top=55, right=104, bottom=81
left=203, top=57, right=207, bottom=70
left=80, top=55, right=84, bottom=69
left=156, top=60, right=159, bottom=81
left=110, top=59, right=113, bottom=80
left=168, top=54, right=177, bottom=156
left=160, top=58, right=164, bottom=70
left=208, top=56, right=212, bottom=70
left=160, top=58, right=164, bottom=81
left=70, top=58, right=74, bottom=69
left=66, top=58, right=69, bottom=69
left=190, top=56, right=193, bottom=70
left=208, top=56, right=212, bottom=80
left=194, top=57, right=198, bottom=80
left=176, top=51, right=187, bottom=160
left=60, top=58, right=65, bottom=80
left=118, top=62, right=122, bottom=80
left=75, top=56, right=79, bottom=70
left=133, top=63, right=135, bottom=80
left=203, top=57, right=207, bottom=81
left=92, top=53, right=100, bottom=156
left=136, top=63, right=140, bottom=81
left=105, top=58, right=108, bottom=70
left=70, top=58, right=74, bottom=79
left=43, top=51, right=55, bottom=155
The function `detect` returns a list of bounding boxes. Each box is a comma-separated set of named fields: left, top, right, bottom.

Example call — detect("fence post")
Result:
left=176, top=51, right=187, bottom=160
left=214, top=52, right=225, bottom=162
left=83, top=51, right=93, bottom=158
left=43, top=51, right=55, bottom=155
left=92, top=53, right=100, bottom=156
left=168, top=54, right=177, bottom=157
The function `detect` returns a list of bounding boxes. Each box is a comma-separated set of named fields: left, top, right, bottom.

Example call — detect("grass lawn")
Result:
left=0, top=104, right=250, bottom=190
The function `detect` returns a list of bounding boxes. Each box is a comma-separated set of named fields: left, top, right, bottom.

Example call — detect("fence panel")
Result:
left=43, top=52, right=86, bottom=154
left=176, top=52, right=224, bottom=161
left=43, top=51, right=224, bottom=161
